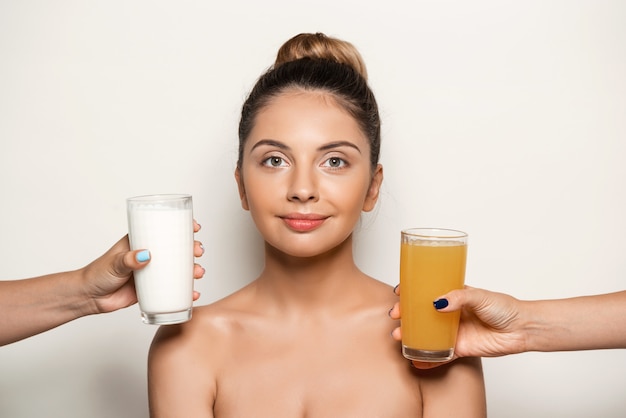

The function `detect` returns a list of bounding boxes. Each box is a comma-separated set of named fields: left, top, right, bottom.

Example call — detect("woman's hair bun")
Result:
left=274, top=32, right=368, bottom=80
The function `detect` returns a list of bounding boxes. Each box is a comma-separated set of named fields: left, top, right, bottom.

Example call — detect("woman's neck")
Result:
left=255, top=235, right=367, bottom=314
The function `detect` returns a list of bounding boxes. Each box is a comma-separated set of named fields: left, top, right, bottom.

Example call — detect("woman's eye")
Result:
left=324, top=157, right=346, bottom=168
left=263, top=156, right=287, bottom=167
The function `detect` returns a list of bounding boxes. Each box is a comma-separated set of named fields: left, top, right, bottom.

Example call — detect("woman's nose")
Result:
left=287, top=166, right=319, bottom=202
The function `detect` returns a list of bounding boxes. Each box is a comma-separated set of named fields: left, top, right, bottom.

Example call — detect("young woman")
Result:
left=148, top=32, right=486, bottom=417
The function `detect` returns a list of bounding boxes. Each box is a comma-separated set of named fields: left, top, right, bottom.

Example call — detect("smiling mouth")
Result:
left=280, top=215, right=328, bottom=232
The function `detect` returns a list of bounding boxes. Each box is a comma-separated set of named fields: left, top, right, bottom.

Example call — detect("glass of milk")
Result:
left=127, top=194, right=194, bottom=325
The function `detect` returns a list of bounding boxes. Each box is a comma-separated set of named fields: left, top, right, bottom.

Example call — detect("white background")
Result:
left=1, top=1, right=625, bottom=417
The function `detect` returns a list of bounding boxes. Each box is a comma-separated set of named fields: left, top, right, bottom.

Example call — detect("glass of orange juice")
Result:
left=399, top=228, right=468, bottom=362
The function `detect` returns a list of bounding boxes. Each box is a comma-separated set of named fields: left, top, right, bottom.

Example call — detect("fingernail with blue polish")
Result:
left=433, top=298, right=449, bottom=310
left=136, top=250, right=151, bottom=262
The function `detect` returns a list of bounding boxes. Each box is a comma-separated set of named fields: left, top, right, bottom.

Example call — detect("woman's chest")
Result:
left=213, top=326, right=422, bottom=417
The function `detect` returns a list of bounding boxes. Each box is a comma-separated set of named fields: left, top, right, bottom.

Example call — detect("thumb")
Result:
left=433, top=286, right=481, bottom=313
left=111, top=249, right=151, bottom=278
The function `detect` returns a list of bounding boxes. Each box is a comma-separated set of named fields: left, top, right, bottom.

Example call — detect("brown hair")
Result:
left=238, top=32, right=380, bottom=171
left=275, top=32, right=368, bottom=80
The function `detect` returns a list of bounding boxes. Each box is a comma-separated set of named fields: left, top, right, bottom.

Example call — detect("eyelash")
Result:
left=261, top=156, right=288, bottom=168
left=260, top=155, right=349, bottom=170
left=322, top=157, right=348, bottom=169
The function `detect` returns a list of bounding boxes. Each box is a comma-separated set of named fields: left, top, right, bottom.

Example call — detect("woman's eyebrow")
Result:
left=249, top=139, right=361, bottom=153
left=317, top=141, right=362, bottom=154
left=250, top=139, right=290, bottom=152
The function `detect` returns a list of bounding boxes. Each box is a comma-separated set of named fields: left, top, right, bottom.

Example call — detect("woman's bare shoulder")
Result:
left=361, top=274, right=398, bottom=305
left=195, top=281, right=262, bottom=319
left=150, top=283, right=257, bottom=358
left=146, top=284, right=261, bottom=414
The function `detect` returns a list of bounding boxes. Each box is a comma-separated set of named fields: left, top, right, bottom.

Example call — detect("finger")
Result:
left=111, top=249, right=150, bottom=278
left=393, top=284, right=400, bottom=295
left=388, top=301, right=400, bottom=319
left=433, top=287, right=473, bottom=313
left=434, top=286, right=495, bottom=314
left=192, top=290, right=201, bottom=301
left=193, top=219, right=201, bottom=233
left=131, top=249, right=151, bottom=267
left=193, top=263, right=205, bottom=279
left=391, top=326, right=402, bottom=341
left=194, top=241, right=205, bottom=257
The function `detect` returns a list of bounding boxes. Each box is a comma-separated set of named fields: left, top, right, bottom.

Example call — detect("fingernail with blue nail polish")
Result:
left=433, top=298, right=448, bottom=310
left=136, top=250, right=151, bottom=262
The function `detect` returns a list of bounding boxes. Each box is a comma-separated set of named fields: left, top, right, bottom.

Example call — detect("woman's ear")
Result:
left=362, top=164, right=383, bottom=212
left=234, top=167, right=250, bottom=211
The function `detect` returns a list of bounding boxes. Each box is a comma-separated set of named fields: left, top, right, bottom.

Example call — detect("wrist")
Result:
left=73, top=266, right=101, bottom=317
left=517, top=300, right=540, bottom=352
left=520, top=299, right=566, bottom=352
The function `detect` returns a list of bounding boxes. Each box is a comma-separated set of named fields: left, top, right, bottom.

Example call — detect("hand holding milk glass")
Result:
left=399, top=228, right=468, bottom=362
left=127, top=194, right=195, bottom=325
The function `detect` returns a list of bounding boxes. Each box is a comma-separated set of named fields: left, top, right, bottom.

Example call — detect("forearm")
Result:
left=523, top=291, right=626, bottom=352
left=0, top=269, right=94, bottom=346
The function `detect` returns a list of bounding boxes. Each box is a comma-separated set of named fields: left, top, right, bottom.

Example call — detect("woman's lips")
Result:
left=281, top=214, right=328, bottom=232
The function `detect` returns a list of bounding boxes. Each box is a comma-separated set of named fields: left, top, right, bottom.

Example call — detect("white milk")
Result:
left=127, top=204, right=194, bottom=316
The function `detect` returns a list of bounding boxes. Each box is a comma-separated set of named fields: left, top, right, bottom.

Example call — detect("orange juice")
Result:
left=399, top=229, right=467, bottom=361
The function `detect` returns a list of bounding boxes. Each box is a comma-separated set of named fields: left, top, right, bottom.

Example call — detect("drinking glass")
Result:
left=399, top=228, right=468, bottom=362
left=127, top=194, right=194, bottom=325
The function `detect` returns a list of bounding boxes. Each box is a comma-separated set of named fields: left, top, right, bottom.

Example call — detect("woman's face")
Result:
left=236, top=90, right=383, bottom=258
